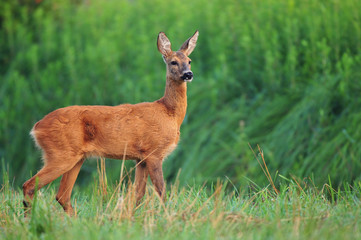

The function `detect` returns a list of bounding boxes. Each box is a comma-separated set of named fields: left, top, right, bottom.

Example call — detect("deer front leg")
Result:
left=135, top=160, right=148, bottom=205
left=147, top=160, right=165, bottom=200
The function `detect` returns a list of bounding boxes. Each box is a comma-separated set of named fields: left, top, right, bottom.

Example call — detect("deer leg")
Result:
left=56, top=159, right=85, bottom=216
left=22, top=159, right=78, bottom=216
left=147, top=160, right=165, bottom=200
left=135, top=160, right=148, bottom=205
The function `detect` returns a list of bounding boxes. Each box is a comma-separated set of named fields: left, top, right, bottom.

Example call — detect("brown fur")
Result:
left=23, top=31, right=199, bottom=216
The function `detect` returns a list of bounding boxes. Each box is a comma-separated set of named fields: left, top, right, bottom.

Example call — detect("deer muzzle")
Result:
left=181, top=71, right=193, bottom=82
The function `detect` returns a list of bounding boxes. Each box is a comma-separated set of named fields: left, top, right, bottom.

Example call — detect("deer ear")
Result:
left=157, top=32, right=172, bottom=57
left=179, top=30, right=199, bottom=56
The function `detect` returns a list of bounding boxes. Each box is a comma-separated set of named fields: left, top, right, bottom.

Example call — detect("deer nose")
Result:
left=181, top=71, right=193, bottom=81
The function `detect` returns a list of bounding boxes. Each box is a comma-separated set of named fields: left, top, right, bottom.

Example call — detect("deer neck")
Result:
left=159, top=76, right=187, bottom=127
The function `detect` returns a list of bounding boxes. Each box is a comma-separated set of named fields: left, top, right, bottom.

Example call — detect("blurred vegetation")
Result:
left=0, top=0, right=360, bottom=188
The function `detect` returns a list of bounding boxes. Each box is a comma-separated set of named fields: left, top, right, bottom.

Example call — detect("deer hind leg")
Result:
left=147, top=160, right=165, bottom=200
left=56, top=159, right=85, bottom=216
left=135, top=160, right=149, bottom=205
left=22, top=154, right=82, bottom=216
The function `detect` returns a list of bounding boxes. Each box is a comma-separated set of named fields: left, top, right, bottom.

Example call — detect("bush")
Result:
left=1, top=0, right=360, bottom=187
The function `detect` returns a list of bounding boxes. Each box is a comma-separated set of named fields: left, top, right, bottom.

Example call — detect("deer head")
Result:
left=157, top=31, right=199, bottom=82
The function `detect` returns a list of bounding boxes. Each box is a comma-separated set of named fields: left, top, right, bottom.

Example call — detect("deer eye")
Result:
left=189, top=61, right=192, bottom=64
left=171, top=61, right=178, bottom=65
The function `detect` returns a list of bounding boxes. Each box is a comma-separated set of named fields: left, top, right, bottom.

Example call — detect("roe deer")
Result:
left=23, top=31, right=199, bottom=216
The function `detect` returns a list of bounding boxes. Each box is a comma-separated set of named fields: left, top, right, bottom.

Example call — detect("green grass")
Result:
left=1, top=171, right=361, bottom=240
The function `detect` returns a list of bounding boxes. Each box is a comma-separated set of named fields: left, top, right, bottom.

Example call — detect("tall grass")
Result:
left=1, top=167, right=361, bottom=239
left=1, top=0, right=361, bottom=187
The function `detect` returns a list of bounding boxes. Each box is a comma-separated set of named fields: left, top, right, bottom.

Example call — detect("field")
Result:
left=1, top=169, right=361, bottom=240
left=1, top=0, right=361, bottom=238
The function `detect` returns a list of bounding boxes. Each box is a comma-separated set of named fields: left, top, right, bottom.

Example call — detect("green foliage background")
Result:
left=1, top=0, right=360, bottom=187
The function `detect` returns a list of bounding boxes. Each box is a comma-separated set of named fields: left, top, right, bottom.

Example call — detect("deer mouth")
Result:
left=183, top=77, right=193, bottom=82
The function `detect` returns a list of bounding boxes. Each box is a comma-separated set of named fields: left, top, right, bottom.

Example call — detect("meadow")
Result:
left=1, top=0, right=361, bottom=238
left=1, top=167, right=361, bottom=240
